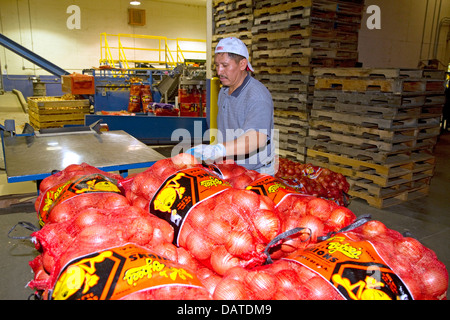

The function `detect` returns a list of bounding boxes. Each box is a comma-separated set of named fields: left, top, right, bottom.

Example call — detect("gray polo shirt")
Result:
left=216, top=73, right=274, bottom=171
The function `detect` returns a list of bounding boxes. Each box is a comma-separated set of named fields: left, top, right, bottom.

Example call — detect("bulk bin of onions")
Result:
left=18, top=154, right=447, bottom=300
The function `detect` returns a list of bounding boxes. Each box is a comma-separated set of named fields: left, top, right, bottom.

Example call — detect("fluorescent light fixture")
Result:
left=130, top=1, right=141, bottom=5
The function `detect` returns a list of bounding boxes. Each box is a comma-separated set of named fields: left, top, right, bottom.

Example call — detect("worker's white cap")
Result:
left=215, top=37, right=254, bottom=72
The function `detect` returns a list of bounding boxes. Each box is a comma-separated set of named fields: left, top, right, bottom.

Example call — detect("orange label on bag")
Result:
left=245, top=175, right=299, bottom=205
left=37, top=174, right=121, bottom=227
left=50, top=244, right=203, bottom=300
left=149, top=167, right=231, bottom=245
left=285, top=233, right=413, bottom=300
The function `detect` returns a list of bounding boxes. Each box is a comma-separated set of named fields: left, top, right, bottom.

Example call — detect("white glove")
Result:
left=186, top=144, right=226, bottom=161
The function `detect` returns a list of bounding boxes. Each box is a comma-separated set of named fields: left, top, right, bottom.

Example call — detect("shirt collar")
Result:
left=225, top=73, right=251, bottom=97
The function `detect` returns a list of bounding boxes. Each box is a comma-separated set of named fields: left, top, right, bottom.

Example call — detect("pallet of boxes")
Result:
left=307, top=67, right=446, bottom=208
left=27, top=94, right=91, bottom=130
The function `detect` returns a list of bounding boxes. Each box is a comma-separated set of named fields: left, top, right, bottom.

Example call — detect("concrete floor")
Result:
left=0, top=92, right=448, bottom=300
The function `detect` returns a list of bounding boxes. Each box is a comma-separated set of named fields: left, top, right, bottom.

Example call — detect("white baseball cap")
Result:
left=215, top=37, right=254, bottom=72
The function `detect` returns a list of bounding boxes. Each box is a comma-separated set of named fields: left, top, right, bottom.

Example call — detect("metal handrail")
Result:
left=99, top=33, right=206, bottom=69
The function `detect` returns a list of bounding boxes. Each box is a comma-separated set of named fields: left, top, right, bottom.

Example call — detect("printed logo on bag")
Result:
left=50, top=244, right=203, bottom=300
left=245, top=175, right=298, bottom=205
left=149, top=167, right=231, bottom=244
left=38, top=174, right=121, bottom=226
left=286, top=234, right=413, bottom=300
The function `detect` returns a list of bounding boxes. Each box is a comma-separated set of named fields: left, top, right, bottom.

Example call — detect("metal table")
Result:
left=2, top=130, right=166, bottom=184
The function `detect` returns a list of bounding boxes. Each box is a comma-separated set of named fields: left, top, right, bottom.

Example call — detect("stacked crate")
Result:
left=27, top=96, right=91, bottom=129
left=306, top=67, right=446, bottom=208
left=212, top=0, right=254, bottom=58
left=213, top=0, right=363, bottom=162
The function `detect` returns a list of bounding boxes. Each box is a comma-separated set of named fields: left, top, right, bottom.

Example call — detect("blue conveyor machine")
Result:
left=82, top=65, right=210, bottom=145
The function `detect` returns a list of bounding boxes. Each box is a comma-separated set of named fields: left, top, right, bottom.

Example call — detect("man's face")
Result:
left=214, top=52, right=247, bottom=88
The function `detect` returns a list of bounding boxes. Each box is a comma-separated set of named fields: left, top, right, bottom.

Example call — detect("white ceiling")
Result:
left=138, top=0, right=207, bottom=6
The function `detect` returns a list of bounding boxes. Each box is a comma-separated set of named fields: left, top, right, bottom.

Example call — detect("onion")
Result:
left=210, top=246, right=241, bottom=276
left=230, top=189, right=260, bottom=215
left=42, top=252, right=55, bottom=274
left=223, top=266, right=248, bottom=282
left=213, top=278, right=249, bottom=300
left=253, top=209, right=281, bottom=242
left=131, top=195, right=149, bottom=211
left=225, top=230, right=255, bottom=259
left=213, top=203, right=241, bottom=225
left=290, top=196, right=310, bottom=216
left=73, top=208, right=106, bottom=229
left=175, top=247, right=199, bottom=270
left=187, top=205, right=211, bottom=230
left=421, top=264, right=449, bottom=299
left=394, top=237, right=424, bottom=264
left=275, top=269, right=303, bottom=292
left=185, top=231, right=214, bottom=261
left=296, top=215, right=324, bottom=242
left=306, top=197, right=333, bottom=221
left=127, top=217, right=154, bottom=245
left=361, top=220, right=388, bottom=238
left=206, top=220, right=232, bottom=245
left=47, top=204, right=73, bottom=224
left=245, top=270, right=277, bottom=300
left=77, top=224, right=117, bottom=246
left=304, top=276, right=341, bottom=300
left=178, top=221, right=194, bottom=247
left=230, top=174, right=254, bottom=189
left=327, top=207, right=356, bottom=230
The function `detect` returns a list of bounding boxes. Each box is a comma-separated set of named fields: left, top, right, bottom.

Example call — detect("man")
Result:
left=187, top=37, right=275, bottom=175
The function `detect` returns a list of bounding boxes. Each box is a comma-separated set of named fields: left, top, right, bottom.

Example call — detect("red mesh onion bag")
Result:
left=48, top=243, right=211, bottom=300
left=28, top=204, right=179, bottom=298
left=35, top=163, right=124, bottom=226
left=213, top=219, right=448, bottom=300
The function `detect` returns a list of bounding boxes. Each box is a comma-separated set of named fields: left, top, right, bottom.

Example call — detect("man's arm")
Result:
left=223, top=129, right=268, bottom=156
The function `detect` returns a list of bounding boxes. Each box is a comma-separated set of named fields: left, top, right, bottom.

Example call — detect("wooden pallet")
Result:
left=310, top=109, right=418, bottom=130
left=252, top=17, right=311, bottom=33
left=252, top=47, right=313, bottom=59
left=314, top=77, right=431, bottom=94
left=311, top=100, right=422, bottom=120
left=305, top=134, right=436, bottom=164
left=213, top=0, right=252, bottom=8
left=214, top=6, right=252, bottom=21
left=313, top=67, right=426, bottom=78
left=215, top=21, right=253, bottom=34
left=215, top=15, right=253, bottom=28
left=252, top=38, right=310, bottom=51
left=274, top=101, right=311, bottom=112
left=277, top=147, right=306, bottom=163
left=255, top=65, right=313, bottom=75
left=276, top=124, right=309, bottom=137
left=252, top=28, right=311, bottom=42
left=308, top=118, right=418, bottom=143
left=313, top=90, right=428, bottom=107
left=253, top=56, right=311, bottom=68
left=306, top=148, right=435, bottom=187
left=349, top=180, right=430, bottom=209
left=253, top=8, right=312, bottom=25
left=254, top=0, right=312, bottom=17
left=274, top=109, right=309, bottom=126
left=27, top=96, right=90, bottom=129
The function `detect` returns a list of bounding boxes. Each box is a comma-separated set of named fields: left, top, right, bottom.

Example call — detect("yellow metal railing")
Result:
left=100, top=33, right=206, bottom=69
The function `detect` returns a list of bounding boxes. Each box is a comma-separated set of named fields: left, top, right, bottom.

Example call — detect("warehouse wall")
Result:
left=0, top=0, right=207, bottom=76
left=359, top=0, right=450, bottom=68
left=1, top=0, right=448, bottom=77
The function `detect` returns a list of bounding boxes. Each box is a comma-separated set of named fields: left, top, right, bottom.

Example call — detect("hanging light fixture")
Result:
left=130, top=1, right=141, bottom=5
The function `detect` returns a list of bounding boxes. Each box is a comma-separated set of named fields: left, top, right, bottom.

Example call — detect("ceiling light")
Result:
left=130, top=1, right=141, bottom=5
